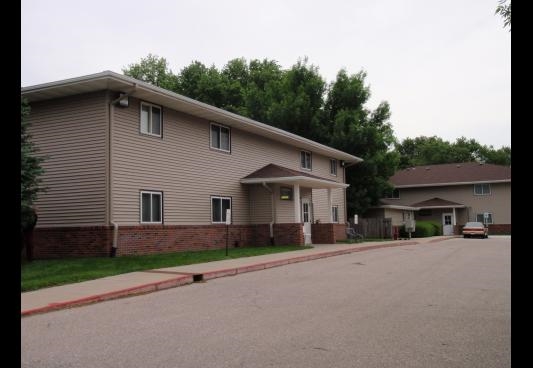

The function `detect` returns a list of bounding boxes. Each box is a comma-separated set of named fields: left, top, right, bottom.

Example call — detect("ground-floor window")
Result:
left=332, top=206, right=339, bottom=223
left=476, top=213, right=493, bottom=224
left=211, top=196, right=232, bottom=223
left=140, top=190, right=163, bottom=223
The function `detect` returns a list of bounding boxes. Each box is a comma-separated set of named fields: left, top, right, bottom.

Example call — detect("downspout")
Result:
left=262, top=182, right=275, bottom=245
left=108, top=87, right=136, bottom=257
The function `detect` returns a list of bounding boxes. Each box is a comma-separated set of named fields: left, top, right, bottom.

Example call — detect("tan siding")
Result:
left=312, top=188, right=345, bottom=223
left=112, top=97, right=346, bottom=225
left=28, top=91, right=108, bottom=227
left=391, top=183, right=511, bottom=224
left=249, top=184, right=272, bottom=224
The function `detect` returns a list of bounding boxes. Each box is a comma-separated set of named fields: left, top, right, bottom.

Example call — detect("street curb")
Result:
left=21, top=274, right=194, bottom=317
left=21, top=237, right=456, bottom=317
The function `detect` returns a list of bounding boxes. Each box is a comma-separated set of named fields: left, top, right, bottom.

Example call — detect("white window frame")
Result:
left=476, top=213, right=493, bottom=224
left=210, top=123, right=231, bottom=153
left=330, top=159, right=337, bottom=176
left=300, top=150, right=312, bottom=170
left=332, top=205, right=339, bottom=223
left=211, top=196, right=232, bottom=223
left=140, top=190, right=163, bottom=224
left=140, top=102, right=162, bottom=137
left=474, top=183, right=491, bottom=196
left=385, top=188, right=400, bottom=199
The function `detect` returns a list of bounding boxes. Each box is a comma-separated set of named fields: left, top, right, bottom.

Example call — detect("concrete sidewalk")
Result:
left=21, top=236, right=456, bottom=316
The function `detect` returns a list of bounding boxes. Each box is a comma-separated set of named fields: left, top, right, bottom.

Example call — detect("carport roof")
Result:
left=241, top=164, right=349, bottom=189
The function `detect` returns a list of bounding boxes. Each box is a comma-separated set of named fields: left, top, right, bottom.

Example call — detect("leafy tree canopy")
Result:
left=123, top=55, right=509, bottom=215
left=495, top=0, right=511, bottom=30
left=395, top=136, right=511, bottom=168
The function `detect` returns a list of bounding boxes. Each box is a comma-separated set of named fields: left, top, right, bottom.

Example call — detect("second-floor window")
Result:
left=140, top=102, right=162, bottom=137
left=210, top=123, right=231, bottom=152
left=301, top=151, right=312, bottom=170
left=474, top=183, right=491, bottom=195
left=385, top=188, right=400, bottom=199
left=330, top=159, right=337, bottom=176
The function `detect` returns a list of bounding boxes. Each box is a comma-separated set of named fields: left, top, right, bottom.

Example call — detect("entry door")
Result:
left=302, top=199, right=312, bottom=244
left=442, top=213, right=453, bottom=235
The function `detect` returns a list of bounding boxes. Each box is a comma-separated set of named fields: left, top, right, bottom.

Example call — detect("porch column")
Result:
left=327, top=188, right=332, bottom=223
left=294, top=184, right=301, bottom=223
left=452, top=207, right=456, bottom=226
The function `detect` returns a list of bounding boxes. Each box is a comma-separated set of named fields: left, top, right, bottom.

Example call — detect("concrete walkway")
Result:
left=21, top=236, right=456, bottom=316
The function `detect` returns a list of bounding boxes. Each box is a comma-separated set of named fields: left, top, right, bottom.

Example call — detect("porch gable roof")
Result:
left=410, top=197, right=466, bottom=209
left=241, top=164, right=349, bottom=189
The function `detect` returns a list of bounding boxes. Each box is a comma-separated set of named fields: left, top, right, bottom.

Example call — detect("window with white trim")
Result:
left=211, top=196, right=232, bottom=223
left=332, top=206, right=339, bottom=223
left=476, top=213, right=493, bottom=224
left=330, top=159, right=337, bottom=176
left=385, top=188, right=400, bottom=199
left=300, top=151, right=312, bottom=170
left=140, top=102, right=162, bottom=137
left=140, top=191, right=162, bottom=223
left=210, top=123, right=231, bottom=152
left=474, top=183, right=491, bottom=195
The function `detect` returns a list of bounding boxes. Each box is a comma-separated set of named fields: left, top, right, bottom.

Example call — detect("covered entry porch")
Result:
left=241, top=164, right=349, bottom=245
left=410, top=197, right=467, bottom=235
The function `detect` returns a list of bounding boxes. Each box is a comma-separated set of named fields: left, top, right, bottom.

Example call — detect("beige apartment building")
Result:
left=22, top=71, right=361, bottom=258
left=369, top=162, right=511, bottom=235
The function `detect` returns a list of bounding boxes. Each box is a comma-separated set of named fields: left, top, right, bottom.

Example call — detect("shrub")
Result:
left=427, top=221, right=442, bottom=236
left=413, top=221, right=437, bottom=237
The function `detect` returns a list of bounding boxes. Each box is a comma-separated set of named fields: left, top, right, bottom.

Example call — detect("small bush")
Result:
left=413, top=221, right=437, bottom=237
left=427, top=221, right=442, bottom=236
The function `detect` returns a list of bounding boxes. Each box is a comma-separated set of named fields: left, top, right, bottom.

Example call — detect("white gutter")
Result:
left=262, top=182, right=275, bottom=244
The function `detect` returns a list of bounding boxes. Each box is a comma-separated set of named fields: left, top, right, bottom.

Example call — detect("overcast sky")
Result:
left=21, top=0, right=510, bottom=148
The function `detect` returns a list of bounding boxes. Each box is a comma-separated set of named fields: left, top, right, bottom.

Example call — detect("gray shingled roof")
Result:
left=390, top=162, right=511, bottom=187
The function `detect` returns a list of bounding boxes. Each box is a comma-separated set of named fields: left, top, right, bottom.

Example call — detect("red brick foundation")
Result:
left=333, top=224, right=347, bottom=241
left=311, top=223, right=336, bottom=244
left=488, top=224, right=511, bottom=235
left=273, top=223, right=304, bottom=245
left=117, top=224, right=271, bottom=256
left=33, top=226, right=113, bottom=259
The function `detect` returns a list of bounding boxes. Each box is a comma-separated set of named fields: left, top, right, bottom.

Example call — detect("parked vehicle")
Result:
left=462, top=222, right=488, bottom=238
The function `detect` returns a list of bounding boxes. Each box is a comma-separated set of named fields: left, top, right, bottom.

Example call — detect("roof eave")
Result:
left=393, top=179, right=511, bottom=188
left=22, top=71, right=363, bottom=164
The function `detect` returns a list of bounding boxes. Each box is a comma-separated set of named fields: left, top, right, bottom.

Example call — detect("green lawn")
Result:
left=21, top=245, right=311, bottom=292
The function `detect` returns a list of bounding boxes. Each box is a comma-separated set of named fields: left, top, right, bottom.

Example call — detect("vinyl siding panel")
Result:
left=27, top=91, right=108, bottom=227
left=392, top=183, right=511, bottom=224
left=312, top=188, right=345, bottom=224
left=112, top=97, right=346, bottom=225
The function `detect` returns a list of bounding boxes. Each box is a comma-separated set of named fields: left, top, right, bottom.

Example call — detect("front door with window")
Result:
left=302, top=199, right=312, bottom=244
left=442, top=213, right=453, bottom=235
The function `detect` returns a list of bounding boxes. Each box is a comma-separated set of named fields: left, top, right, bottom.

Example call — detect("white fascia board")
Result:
left=240, top=176, right=349, bottom=189
left=394, top=179, right=511, bottom=188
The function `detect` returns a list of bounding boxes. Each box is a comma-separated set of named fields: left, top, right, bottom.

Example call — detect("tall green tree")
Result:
left=495, top=0, right=511, bottom=30
left=123, top=54, right=179, bottom=91
left=395, top=136, right=511, bottom=168
left=325, top=70, right=398, bottom=216
left=21, top=99, right=45, bottom=229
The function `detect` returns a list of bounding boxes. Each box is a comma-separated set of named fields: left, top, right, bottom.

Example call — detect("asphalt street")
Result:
left=21, top=237, right=511, bottom=368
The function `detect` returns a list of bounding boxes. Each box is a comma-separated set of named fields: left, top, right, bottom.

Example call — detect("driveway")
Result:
left=21, top=237, right=510, bottom=368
